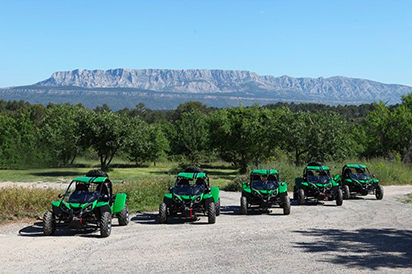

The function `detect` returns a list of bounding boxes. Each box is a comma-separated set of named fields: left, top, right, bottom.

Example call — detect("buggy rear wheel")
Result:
left=336, top=189, right=343, bottom=206
left=215, top=198, right=221, bottom=216
left=240, top=196, right=248, bottom=215
left=43, top=211, right=56, bottom=236
left=118, top=204, right=129, bottom=226
left=297, top=189, right=305, bottom=205
left=208, top=202, right=216, bottom=224
left=375, top=185, right=384, bottom=200
left=100, top=211, right=112, bottom=237
left=343, top=185, right=350, bottom=199
left=159, top=203, right=167, bottom=224
left=282, top=195, right=291, bottom=215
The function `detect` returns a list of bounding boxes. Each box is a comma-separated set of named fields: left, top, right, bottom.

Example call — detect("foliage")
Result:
left=78, top=110, right=131, bottom=170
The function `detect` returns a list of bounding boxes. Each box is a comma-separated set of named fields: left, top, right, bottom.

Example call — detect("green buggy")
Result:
left=294, top=163, right=343, bottom=206
left=159, top=172, right=220, bottom=224
left=240, top=169, right=290, bottom=215
left=335, top=164, right=383, bottom=199
left=43, top=170, right=129, bottom=237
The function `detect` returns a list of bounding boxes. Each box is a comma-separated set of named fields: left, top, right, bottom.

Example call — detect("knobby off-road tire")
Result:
left=86, top=169, right=108, bottom=177
left=282, top=195, right=291, bottom=215
left=336, top=189, right=343, bottom=206
left=215, top=199, right=221, bottom=216
left=375, top=185, right=384, bottom=200
left=158, top=203, right=167, bottom=224
left=43, top=211, right=56, bottom=236
left=343, top=185, right=350, bottom=200
left=118, top=204, right=129, bottom=226
left=100, top=211, right=112, bottom=237
left=297, top=189, right=305, bottom=205
left=240, top=196, right=248, bottom=215
left=208, top=202, right=216, bottom=224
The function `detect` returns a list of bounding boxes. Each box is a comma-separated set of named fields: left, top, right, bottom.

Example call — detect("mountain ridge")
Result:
left=1, top=68, right=411, bottom=110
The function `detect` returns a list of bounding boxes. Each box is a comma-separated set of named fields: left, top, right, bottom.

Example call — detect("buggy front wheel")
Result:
left=375, top=185, right=384, bottom=200
left=215, top=199, right=221, bottom=216
left=158, top=203, right=167, bottom=224
left=208, top=202, right=216, bottom=224
left=343, top=185, right=350, bottom=199
left=43, top=211, right=56, bottom=236
left=100, top=211, right=112, bottom=237
left=297, top=189, right=305, bottom=205
left=240, top=196, right=248, bottom=215
left=336, top=189, right=343, bottom=206
left=282, top=195, right=291, bottom=215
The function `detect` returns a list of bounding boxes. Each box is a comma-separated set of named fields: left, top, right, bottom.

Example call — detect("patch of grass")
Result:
left=401, top=193, right=412, bottom=204
left=0, top=187, right=60, bottom=223
left=114, top=177, right=173, bottom=213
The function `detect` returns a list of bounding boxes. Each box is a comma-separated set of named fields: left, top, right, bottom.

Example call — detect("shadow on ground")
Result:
left=18, top=221, right=122, bottom=237
left=293, top=228, right=412, bottom=270
left=132, top=212, right=214, bottom=225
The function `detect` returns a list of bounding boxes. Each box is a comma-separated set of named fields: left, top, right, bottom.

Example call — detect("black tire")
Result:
left=343, top=185, right=350, bottom=199
left=336, top=189, right=343, bottom=206
left=282, top=195, right=291, bottom=215
left=184, top=166, right=204, bottom=173
left=297, top=188, right=305, bottom=205
left=43, top=211, right=56, bottom=236
left=118, top=204, right=129, bottom=226
left=100, top=211, right=112, bottom=237
left=159, top=203, right=167, bottom=224
left=86, top=169, right=108, bottom=177
left=215, top=199, right=221, bottom=216
left=208, top=202, right=216, bottom=224
left=375, top=185, right=384, bottom=200
left=240, top=196, right=248, bottom=215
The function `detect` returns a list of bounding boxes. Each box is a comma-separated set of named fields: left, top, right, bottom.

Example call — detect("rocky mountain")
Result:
left=1, top=69, right=411, bottom=110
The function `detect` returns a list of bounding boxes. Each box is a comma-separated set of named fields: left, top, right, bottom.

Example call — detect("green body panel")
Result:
left=307, top=166, right=329, bottom=171
left=164, top=193, right=172, bottom=199
left=72, top=176, right=108, bottom=183
left=112, top=193, right=127, bottom=214
left=242, top=182, right=252, bottom=193
left=210, top=187, right=219, bottom=203
left=51, top=201, right=61, bottom=208
left=251, top=169, right=278, bottom=175
left=278, top=182, right=288, bottom=193
left=177, top=172, right=207, bottom=179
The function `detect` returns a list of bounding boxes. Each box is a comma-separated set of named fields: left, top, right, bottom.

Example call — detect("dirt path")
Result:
left=1, top=186, right=412, bottom=274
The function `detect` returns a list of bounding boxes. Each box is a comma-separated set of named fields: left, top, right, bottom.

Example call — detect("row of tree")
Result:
left=0, top=96, right=411, bottom=172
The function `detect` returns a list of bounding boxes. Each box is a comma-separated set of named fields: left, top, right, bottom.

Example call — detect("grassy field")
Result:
left=1, top=158, right=412, bottom=223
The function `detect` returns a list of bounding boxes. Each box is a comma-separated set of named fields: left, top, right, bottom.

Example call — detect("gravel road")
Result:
left=1, top=186, right=412, bottom=274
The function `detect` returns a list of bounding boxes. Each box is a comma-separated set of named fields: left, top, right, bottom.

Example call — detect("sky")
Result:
left=0, top=0, right=411, bottom=88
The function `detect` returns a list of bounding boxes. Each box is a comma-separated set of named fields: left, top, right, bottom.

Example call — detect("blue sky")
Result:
left=0, top=0, right=411, bottom=87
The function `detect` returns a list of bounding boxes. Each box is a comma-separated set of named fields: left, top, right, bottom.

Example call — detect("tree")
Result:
left=173, top=110, right=209, bottom=165
left=39, top=104, right=84, bottom=166
left=79, top=110, right=131, bottom=170
left=209, top=106, right=282, bottom=173
left=127, top=122, right=169, bottom=166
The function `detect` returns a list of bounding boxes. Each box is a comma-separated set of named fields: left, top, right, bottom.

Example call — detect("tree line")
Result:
left=0, top=96, right=410, bottom=172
